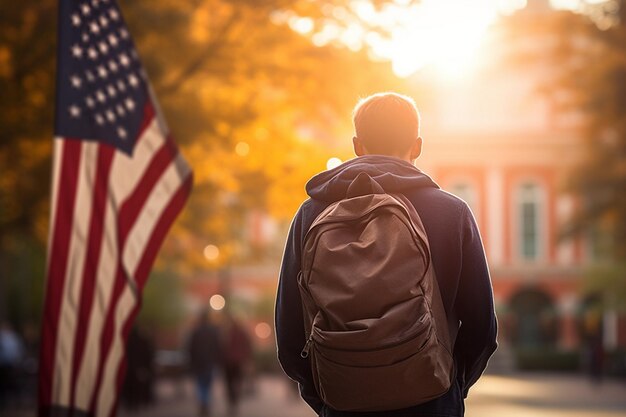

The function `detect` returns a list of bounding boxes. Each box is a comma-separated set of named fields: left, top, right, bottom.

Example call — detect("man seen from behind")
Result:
left=275, top=92, right=498, bottom=417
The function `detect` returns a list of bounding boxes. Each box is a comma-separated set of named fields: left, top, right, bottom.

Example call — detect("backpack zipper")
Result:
left=303, top=197, right=394, bottom=244
left=300, top=334, right=314, bottom=358
left=305, top=320, right=431, bottom=354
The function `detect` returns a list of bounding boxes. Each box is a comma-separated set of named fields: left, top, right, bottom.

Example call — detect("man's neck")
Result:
left=367, top=153, right=414, bottom=164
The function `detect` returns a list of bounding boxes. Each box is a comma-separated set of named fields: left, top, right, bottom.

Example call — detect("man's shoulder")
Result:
left=301, top=197, right=327, bottom=210
left=408, top=186, right=470, bottom=214
left=295, top=198, right=329, bottom=223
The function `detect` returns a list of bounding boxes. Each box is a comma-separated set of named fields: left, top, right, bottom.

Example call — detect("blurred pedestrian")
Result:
left=122, top=325, right=155, bottom=410
left=583, top=310, right=605, bottom=384
left=187, top=308, right=221, bottom=417
left=0, top=321, right=24, bottom=408
left=221, top=314, right=252, bottom=417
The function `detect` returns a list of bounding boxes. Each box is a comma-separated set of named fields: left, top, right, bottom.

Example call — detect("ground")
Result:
left=3, top=372, right=624, bottom=416
left=113, top=372, right=626, bottom=417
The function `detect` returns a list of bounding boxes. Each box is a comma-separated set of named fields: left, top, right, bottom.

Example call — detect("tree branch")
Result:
left=157, top=9, right=242, bottom=98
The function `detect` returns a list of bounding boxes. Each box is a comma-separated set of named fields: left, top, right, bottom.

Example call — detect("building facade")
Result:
left=416, top=12, right=626, bottom=355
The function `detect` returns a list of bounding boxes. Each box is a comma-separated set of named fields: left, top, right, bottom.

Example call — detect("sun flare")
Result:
left=365, top=0, right=502, bottom=78
left=280, top=0, right=530, bottom=79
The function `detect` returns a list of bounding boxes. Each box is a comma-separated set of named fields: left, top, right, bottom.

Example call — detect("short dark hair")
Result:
left=353, top=92, right=420, bottom=156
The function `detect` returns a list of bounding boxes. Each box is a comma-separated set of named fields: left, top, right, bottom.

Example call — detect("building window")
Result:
left=518, top=183, right=541, bottom=260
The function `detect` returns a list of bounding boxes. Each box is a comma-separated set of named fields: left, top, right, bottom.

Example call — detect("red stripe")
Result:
left=137, top=99, right=155, bottom=139
left=109, top=173, right=193, bottom=417
left=117, top=138, right=178, bottom=245
left=88, top=263, right=126, bottom=413
left=134, top=172, right=193, bottom=290
left=38, top=140, right=83, bottom=410
left=68, top=144, right=116, bottom=409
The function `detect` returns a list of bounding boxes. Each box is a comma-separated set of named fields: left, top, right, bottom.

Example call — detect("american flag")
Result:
left=39, top=1, right=192, bottom=416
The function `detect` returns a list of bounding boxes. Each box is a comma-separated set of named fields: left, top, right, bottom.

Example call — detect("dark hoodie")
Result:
left=275, top=155, right=497, bottom=417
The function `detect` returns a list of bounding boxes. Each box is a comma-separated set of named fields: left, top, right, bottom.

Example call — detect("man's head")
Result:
left=352, top=92, right=422, bottom=162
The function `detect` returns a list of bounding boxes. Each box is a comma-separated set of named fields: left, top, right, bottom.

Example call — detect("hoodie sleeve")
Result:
left=454, top=203, right=498, bottom=398
left=275, top=206, right=325, bottom=414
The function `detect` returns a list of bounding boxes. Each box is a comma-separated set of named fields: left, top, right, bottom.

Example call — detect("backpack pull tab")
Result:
left=300, top=335, right=313, bottom=358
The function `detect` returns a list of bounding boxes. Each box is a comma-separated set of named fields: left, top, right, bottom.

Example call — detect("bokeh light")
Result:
left=209, top=294, right=226, bottom=311
left=235, top=141, right=250, bottom=156
left=203, top=244, right=220, bottom=262
left=254, top=322, right=272, bottom=339
left=326, top=157, right=342, bottom=170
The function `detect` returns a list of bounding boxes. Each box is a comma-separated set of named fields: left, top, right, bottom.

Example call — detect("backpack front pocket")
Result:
left=311, top=320, right=433, bottom=367
left=310, top=327, right=453, bottom=412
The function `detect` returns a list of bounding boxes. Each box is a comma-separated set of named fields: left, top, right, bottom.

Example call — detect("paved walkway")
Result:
left=465, top=373, right=626, bottom=417
left=119, top=375, right=315, bottom=417
left=116, top=372, right=626, bottom=417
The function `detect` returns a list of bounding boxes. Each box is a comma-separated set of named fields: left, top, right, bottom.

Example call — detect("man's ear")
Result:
left=353, top=136, right=366, bottom=156
left=410, top=136, right=423, bottom=161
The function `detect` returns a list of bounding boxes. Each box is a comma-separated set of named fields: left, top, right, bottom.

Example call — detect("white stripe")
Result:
left=110, top=118, right=166, bottom=204
left=52, top=142, right=99, bottom=407
left=98, top=157, right=189, bottom=417
left=46, top=139, right=64, bottom=271
left=122, top=153, right=190, bottom=276
left=73, top=190, right=119, bottom=410
left=96, top=285, right=137, bottom=417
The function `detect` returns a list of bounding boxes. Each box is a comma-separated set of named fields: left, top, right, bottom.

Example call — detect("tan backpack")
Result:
left=298, top=172, right=454, bottom=412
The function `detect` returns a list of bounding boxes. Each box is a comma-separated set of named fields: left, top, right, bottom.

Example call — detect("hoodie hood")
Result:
left=306, top=155, right=439, bottom=203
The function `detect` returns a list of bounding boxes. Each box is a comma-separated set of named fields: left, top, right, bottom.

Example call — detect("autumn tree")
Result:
left=0, top=1, right=57, bottom=328
left=0, top=0, right=409, bottom=326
